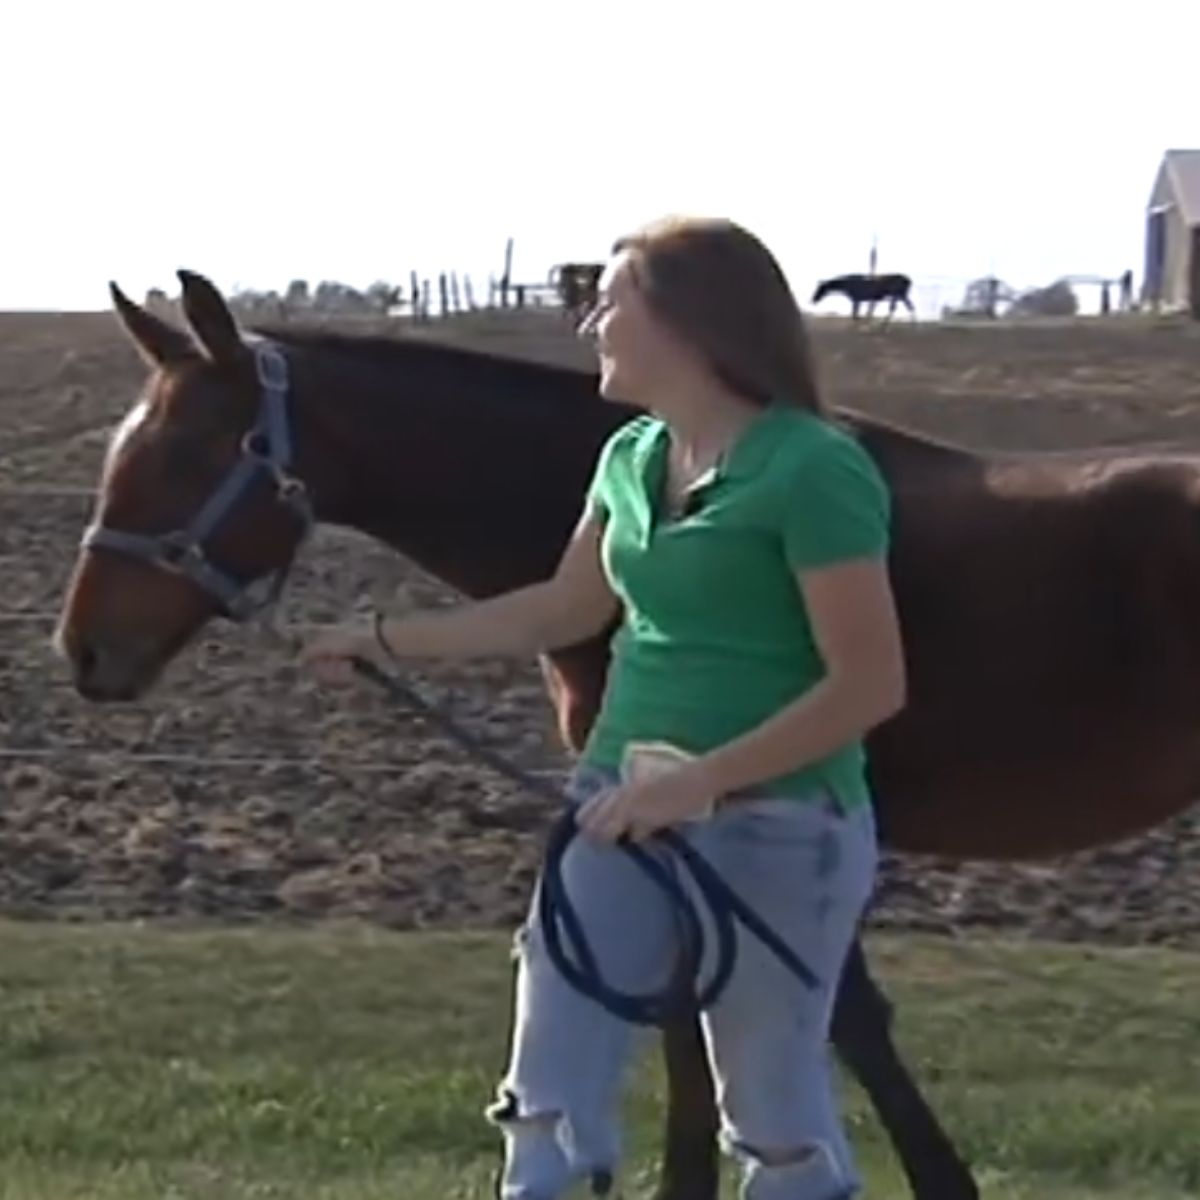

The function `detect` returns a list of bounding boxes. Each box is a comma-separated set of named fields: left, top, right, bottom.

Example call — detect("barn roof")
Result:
left=1158, top=149, right=1200, bottom=225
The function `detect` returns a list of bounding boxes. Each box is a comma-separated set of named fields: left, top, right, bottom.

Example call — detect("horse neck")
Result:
left=286, top=339, right=619, bottom=599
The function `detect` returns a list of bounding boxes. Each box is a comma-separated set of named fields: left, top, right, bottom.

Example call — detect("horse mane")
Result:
left=252, top=321, right=989, bottom=467
left=835, top=406, right=980, bottom=458
left=251, top=324, right=604, bottom=400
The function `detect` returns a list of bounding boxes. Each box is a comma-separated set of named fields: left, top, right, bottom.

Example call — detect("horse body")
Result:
left=812, top=272, right=916, bottom=320
left=540, top=413, right=1200, bottom=861
left=54, top=273, right=1200, bottom=1200
left=869, top=436, right=1200, bottom=857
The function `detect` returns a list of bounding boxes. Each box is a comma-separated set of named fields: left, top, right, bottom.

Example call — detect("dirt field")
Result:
left=7, top=308, right=1200, bottom=947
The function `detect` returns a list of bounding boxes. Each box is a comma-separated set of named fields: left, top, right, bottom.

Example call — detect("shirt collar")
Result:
left=636, top=403, right=799, bottom=488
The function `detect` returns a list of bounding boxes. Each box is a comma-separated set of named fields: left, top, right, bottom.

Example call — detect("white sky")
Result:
left=2, top=1, right=1198, bottom=317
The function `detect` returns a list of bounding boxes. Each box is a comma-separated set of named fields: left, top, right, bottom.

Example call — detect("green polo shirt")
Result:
left=579, top=404, right=891, bottom=811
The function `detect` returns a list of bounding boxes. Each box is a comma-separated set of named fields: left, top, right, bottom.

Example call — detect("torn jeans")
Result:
left=486, top=762, right=878, bottom=1200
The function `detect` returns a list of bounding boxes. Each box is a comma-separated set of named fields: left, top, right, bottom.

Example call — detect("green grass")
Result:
left=0, top=920, right=1193, bottom=1198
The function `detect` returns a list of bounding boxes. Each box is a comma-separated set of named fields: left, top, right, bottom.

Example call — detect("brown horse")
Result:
left=54, top=272, right=1200, bottom=1199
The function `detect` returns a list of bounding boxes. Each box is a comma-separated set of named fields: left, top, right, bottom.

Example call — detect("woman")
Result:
left=302, top=216, right=906, bottom=1200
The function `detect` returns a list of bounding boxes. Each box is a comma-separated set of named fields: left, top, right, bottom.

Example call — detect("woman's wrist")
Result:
left=681, top=755, right=726, bottom=801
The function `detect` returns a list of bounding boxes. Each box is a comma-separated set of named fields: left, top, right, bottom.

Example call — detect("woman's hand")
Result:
left=299, top=620, right=383, bottom=686
left=575, top=765, right=718, bottom=844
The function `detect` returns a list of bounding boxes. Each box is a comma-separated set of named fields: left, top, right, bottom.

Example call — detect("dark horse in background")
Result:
left=813, top=272, right=917, bottom=321
left=54, top=273, right=1200, bottom=1200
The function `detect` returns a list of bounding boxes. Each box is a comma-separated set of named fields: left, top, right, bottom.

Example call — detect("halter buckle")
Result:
left=276, top=473, right=307, bottom=502
left=158, top=530, right=203, bottom=567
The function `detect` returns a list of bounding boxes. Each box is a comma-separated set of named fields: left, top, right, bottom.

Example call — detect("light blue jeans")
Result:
left=486, top=762, right=878, bottom=1200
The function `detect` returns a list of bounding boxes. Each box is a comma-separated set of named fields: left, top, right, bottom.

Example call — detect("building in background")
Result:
left=1144, top=149, right=1200, bottom=316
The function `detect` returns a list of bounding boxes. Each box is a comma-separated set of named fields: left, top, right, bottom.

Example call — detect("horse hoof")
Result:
left=653, top=1179, right=718, bottom=1200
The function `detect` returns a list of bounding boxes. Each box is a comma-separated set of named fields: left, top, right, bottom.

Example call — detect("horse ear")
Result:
left=177, top=269, right=246, bottom=366
left=109, top=283, right=196, bottom=367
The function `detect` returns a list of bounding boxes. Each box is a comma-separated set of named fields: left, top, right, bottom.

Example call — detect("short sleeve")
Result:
left=582, top=416, right=649, bottom=522
left=781, top=434, right=891, bottom=570
left=583, top=433, right=615, bottom=521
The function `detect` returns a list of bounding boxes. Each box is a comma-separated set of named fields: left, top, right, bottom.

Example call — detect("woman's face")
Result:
left=579, top=249, right=695, bottom=406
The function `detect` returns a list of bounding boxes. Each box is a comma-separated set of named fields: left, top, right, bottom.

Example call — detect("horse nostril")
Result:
left=69, top=638, right=142, bottom=702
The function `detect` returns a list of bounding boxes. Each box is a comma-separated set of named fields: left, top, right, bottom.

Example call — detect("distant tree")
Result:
left=1010, top=279, right=1078, bottom=318
left=313, top=280, right=367, bottom=311
left=228, top=288, right=286, bottom=319
left=285, top=279, right=310, bottom=308
left=366, top=280, right=401, bottom=313
left=144, top=287, right=173, bottom=318
left=228, top=287, right=260, bottom=314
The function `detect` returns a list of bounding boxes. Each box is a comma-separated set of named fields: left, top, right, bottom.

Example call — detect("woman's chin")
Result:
left=598, top=366, right=633, bottom=405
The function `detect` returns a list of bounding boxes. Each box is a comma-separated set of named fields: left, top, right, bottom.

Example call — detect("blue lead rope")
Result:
left=538, top=814, right=820, bottom=1024
left=350, top=656, right=820, bottom=1025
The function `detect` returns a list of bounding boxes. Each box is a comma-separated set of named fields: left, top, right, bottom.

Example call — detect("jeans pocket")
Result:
left=722, top=788, right=843, bottom=844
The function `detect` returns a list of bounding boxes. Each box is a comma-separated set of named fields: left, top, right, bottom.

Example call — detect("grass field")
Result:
left=0, top=921, right=1193, bottom=1198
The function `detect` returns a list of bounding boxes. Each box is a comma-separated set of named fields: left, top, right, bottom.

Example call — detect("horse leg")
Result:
left=654, top=936, right=980, bottom=1200
left=656, top=1016, right=721, bottom=1200
left=832, top=935, right=980, bottom=1200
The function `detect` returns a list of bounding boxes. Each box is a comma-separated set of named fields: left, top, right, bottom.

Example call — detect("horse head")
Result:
left=811, top=278, right=837, bottom=304
left=53, top=272, right=314, bottom=701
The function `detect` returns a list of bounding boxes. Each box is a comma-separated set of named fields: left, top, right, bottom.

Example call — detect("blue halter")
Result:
left=82, top=341, right=314, bottom=621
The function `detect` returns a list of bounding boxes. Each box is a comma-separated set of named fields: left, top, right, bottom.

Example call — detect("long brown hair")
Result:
left=612, top=215, right=826, bottom=414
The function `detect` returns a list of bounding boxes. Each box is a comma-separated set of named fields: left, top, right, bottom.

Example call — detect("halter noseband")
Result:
left=81, top=340, right=314, bottom=621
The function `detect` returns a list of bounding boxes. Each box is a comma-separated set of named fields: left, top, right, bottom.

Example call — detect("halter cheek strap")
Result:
left=81, top=341, right=314, bottom=621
